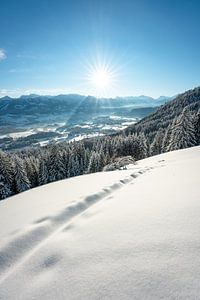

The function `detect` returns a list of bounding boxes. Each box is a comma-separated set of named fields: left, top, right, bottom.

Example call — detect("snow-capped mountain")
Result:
left=0, top=146, right=199, bottom=299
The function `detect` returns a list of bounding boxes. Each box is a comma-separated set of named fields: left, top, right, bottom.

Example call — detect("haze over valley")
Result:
left=0, top=94, right=170, bottom=150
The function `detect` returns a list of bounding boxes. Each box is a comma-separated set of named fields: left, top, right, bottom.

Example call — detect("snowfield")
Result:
left=0, top=146, right=200, bottom=299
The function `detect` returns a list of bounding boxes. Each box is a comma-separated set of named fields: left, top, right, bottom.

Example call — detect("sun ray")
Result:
left=81, top=52, right=121, bottom=98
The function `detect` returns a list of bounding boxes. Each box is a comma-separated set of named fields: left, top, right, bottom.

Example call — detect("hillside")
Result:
left=0, top=146, right=200, bottom=299
left=125, top=86, right=200, bottom=143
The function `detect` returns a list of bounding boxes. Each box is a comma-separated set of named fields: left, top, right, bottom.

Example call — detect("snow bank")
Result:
left=0, top=146, right=200, bottom=299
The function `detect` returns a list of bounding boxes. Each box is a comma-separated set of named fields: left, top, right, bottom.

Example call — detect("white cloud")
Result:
left=0, top=48, right=6, bottom=61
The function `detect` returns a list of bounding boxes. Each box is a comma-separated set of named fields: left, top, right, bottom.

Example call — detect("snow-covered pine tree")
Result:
left=113, top=135, right=123, bottom=157
left=66, top=153, right=79, bottom=177
left=24, top=156, right=39, bottom=188
left=38, top=159, right=49, bottom=185
left=162, top=120, right=176, bottom=153
left=14, top=155, right=31, bottom=193
left=150, top=129, right=165, bottom=156
left=194, top=109, right=200, bottom=145
left=0, top=178, right=12, bottom=200
left=0, top=151, right=14, bottom=200
left=48, top=145, right=66, bottom=182
left=79, top=157, right=84, bottom=175
left=87, top=151, right=98, bottom=173
left=62, top=147, right=71, bottom=177
left=131, top=134, right=146, bottom=160
left=167, top=107, right=196, bottom=151
left=121, top=135, right=134, bottom=157
left=83, top=148, right=90, bottom=173
left=96, top=146, right=106, bottom=171
left=138, top=133, right=149, bottom=158
left=72, top=156, right=80, bottom=177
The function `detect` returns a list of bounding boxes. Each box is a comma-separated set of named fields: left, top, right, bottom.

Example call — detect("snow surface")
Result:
left=0, top=146, right=200, bottom=299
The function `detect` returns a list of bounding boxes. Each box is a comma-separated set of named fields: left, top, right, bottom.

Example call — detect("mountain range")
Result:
left=0, top=94, right=172, bottom=151
left=0, top=94, right=171, bottom=119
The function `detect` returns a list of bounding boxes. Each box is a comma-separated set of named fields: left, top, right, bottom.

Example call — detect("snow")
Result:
left=0, top=146, right=200, bottom=299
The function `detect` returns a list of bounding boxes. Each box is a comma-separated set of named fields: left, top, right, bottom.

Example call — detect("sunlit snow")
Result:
left=0, top=146, right=199, bottom=299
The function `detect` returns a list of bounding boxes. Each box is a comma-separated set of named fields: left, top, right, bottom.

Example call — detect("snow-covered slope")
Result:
left=0, top=146, right=200, bottom=299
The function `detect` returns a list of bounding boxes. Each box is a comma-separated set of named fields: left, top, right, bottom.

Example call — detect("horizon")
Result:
left=0, top=91, right=173, bottom=99
left=0, top=0, right=200, bottom=98
left=0, top=86, right=198, bottom=100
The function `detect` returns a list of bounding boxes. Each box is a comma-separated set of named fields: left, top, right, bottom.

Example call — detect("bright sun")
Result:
left=90, top=68, right=112, bottom=89
left=84, top=55, right=120, bottom=97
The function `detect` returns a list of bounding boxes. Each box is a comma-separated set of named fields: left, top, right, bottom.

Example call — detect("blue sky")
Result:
left=0, top=0, right=200, bottom=97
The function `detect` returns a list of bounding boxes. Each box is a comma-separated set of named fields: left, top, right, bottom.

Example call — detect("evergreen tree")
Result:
left=150, top=129, right=165, bottom=156
left=24, top=156, right=39, bottom=187
left=167, top=107, right=196, bottom=151
left=128, top=134, right=144, bottom=160
left=96, top=147, right=106, bottom=171
left=38, top=159, right=49, bottom=185
left=87, top=151, right=98, bottom=173
left=194, top=109, right=200, bottom=145
left=48, top=145, right=66, bottom=182
left=137, top=133, right=149, bottom=159
left=162, top=120, right=175, bottom=153
left=0, top=177, right=12, bottom=200
left=14, top=156, right=31, bottom=193
left=0, top=151, right=14, bottom=200
left=71, top=156, right=80, bottom=177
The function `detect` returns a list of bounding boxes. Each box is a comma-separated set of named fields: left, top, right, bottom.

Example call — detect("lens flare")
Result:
left=90, top=68, right=112, bottom=89
left=83, top=53, right=121, bottom=97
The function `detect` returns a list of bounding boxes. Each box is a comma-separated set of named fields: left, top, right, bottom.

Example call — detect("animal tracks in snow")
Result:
left=0, top=165, right=154, bottom=284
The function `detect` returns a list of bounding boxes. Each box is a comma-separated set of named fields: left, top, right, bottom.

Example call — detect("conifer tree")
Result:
left=87, top=151, right=98, bottom=173
left=72, top=156, right=80, bottom=177
left=0, top=151, right=14, bottom=200
left=48, top=145, right=65, bottom=182
left=0, top=178, right=12, bottom=200
left=194, top=109, right=200, bottom=145
left=162, top=120, right=176, bottom=153
left=24, top=156, right=39, bottom=187
left=150, top=129, right=165, bottom=156
left=14, top=156, right=31, bottom=193
left=167, top=107, right=196, bottom=151
left=139, top=133, right=149, bottom=158
left=38, top=159, right=49, bottom=185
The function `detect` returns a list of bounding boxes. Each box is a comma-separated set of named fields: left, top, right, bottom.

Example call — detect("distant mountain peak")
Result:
left=156, top=96, right=170, bottom=101
left=20, top=94, right=40, bottom=99
left=0, top=96, right=12, bottom=101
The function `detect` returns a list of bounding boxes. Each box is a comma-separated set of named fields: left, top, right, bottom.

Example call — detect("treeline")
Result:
left=0, top=88, right=200, bottom=200
left=0, top=133, right=148, bottom=200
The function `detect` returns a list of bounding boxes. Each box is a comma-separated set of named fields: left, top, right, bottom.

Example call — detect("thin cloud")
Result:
left=9, top=68, right=30, bottom=73
left=16, top=53, right=37, bottom=59
left=0, top=48, right=6, bottom=61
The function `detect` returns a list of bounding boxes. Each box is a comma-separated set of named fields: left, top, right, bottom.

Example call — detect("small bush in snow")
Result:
left=103, top=156, right=135, bottom=171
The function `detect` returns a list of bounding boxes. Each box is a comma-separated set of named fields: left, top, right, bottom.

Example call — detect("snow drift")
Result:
left=0, top=146, right=200, bottom=299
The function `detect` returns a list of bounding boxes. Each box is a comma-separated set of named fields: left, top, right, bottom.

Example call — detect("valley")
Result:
left=0, top=94, right=168, bottom=150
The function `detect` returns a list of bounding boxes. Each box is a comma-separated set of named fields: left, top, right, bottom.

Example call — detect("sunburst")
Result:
left=83, top=53, right=120, bottom=97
